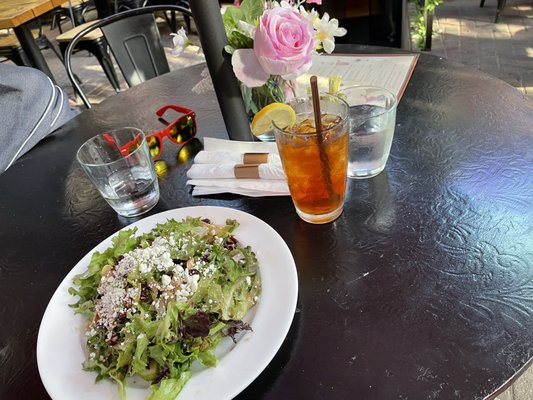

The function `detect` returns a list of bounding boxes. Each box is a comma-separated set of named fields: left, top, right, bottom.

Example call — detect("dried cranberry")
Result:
left=140, top=284, right=150, bottom=302
left=153, top=366, right=170, bottom=384
left=223, top=236, right=239, bottom=250
left=106, top=333, right=118, bottom=346
left=116, top=312, right=127, bottom=325
left=123, top=296, right=133, bottom=308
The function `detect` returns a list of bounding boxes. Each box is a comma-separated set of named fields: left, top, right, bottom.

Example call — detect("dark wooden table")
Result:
left=0, top=0, right=63, bottom=80
left=1, top=47, right=532, bottom=400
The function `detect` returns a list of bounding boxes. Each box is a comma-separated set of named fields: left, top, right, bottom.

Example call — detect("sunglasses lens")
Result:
left=169, top=115, right=196, bottom=143
left=127, top=143, right=138, bottom=154
left=146, top=135, right=161, bottom=159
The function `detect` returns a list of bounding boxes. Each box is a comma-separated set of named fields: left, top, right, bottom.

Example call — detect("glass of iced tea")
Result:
left=273, top=94, right=349, bottom=224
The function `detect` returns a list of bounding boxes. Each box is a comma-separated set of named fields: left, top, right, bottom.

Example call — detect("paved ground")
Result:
left=4, top=3, right=532, bottom=398
left=431, top=0, right=533, bottom=101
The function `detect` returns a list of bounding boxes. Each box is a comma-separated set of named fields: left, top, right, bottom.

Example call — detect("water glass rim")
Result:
left=337, top=84, right=397, bottom=97
left=335, top=85, right=398, bottom=116
left=76, top=127, right=147, bottom=168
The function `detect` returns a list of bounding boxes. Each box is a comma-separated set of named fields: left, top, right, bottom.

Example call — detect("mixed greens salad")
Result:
left=69, top=217, right=261, bottom=400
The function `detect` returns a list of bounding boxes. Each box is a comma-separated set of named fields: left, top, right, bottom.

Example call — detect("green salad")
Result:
left=69, top=217, right=261, bottom=400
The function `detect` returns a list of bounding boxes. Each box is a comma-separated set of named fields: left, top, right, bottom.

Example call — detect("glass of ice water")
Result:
left=338, top=86, right=397, bottom=179
left=76, top=127, right=160, bottom=217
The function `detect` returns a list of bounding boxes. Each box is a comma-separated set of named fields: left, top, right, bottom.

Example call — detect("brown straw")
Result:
left=310, top=76, right=333, bottom=196
left=311, top=76, right=323, bottom=134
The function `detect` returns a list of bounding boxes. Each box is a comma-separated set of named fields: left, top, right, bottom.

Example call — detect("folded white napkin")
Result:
left=186, top=138, right=289, bottom=197
left=187, top=163, right=285, bottom=180
left=194, top=151, right=281, bottom=165
left=203, top=137, right=279, bottom=153
left=188, top=179, right=289, bottom=197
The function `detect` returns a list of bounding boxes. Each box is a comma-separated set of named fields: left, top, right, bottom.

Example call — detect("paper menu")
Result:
left=295, top=53, right=419, bottom=101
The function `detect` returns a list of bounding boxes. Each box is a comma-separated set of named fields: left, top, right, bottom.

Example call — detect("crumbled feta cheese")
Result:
left=161, top=274, right=171, bottom=287
left=233, top=253, right=245, bottom=262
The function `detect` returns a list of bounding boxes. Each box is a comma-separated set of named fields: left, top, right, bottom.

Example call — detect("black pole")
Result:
left=423, top=0, right=433, bottom=51
left=189, top=0, right=254, bottom=141
left=14, top=26, right=56, bottom=83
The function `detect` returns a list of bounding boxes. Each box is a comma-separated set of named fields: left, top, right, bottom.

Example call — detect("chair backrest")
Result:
left=101, top=13, right=169, bottom=86
left=64, top=4, right=192, bottom=108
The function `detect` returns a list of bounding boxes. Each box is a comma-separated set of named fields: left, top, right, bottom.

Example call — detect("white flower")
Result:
left=170, top=27, right=189, bottom=57
left=298, top=5, right=320, bottom=25
left=238, top=20, right=256, bottom=38
left=313, top=12, right=347, bottom=54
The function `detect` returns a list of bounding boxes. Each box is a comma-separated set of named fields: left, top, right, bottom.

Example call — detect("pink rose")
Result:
left=232, top=7, right=315, bottom=87
left=255, top=7, right=315, bottom=77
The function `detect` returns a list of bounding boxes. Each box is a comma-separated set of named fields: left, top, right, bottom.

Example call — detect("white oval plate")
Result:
left=37, top=206, right=298, bottom=400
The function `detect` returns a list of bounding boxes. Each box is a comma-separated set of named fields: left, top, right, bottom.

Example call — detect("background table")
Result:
left=0, top=0, right=63, bottom=79
left=0, top=47, right=532, bottom=399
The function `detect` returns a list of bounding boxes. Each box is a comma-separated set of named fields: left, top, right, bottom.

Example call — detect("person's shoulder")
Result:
left=0, top=64, right=54, bottom=95
left=0, top=63, right=48, bottom=79
left=0, top=64, right=77, bottom=173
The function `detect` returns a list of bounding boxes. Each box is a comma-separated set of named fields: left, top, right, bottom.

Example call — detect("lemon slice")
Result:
left=251, top=103, right=296, bottom=137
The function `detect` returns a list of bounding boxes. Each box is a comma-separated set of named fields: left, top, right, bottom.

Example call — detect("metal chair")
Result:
left=51, top=0, right=96, bottom=33
left=56, top=20, right=121, bottom=93
left=64, top=5, right=193, bottom=108
left=0, top=28, right=63, bottom=67
left=145, top=1, right=192, bottom=32
left=479, top=0, right=507, bottom=23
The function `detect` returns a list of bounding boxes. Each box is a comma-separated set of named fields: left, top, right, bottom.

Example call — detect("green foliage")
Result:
left=409, top=0, right=442, bottom=49
left=222, top=0, right=264, bottom=50
left=240, top=77, right=288, bottom=117
left=227, top=30, right=254, bottom=51
left=223, top=5, right=245, bottom=31
left=240, top=0, right=264, bottom=22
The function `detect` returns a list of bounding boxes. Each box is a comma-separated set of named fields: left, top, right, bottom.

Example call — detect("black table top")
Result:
left=1, top=47, right=532, bottom=400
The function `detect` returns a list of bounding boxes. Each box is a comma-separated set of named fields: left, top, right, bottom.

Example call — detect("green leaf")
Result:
left=240, top=84, right=254, bottom=115
left=240, top=0, right=265, bottom=23
left=198, top=350, right=217, bottom=367
left=224, top=45, right=235, bottom=55
left=222, top=6, right=244, bottom=31
left=227, top=30, right=254, bottom=50
left=148, top=373, right=191, bottom=400
left=116, top=339, right=136, bottom=371
left=131, top=334, right=150, bottom=375
left=113, top=377, right=127, bottom=400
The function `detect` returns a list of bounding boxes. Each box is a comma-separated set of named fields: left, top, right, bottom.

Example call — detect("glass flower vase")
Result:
left=240, top=76, right=293, bottom=142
